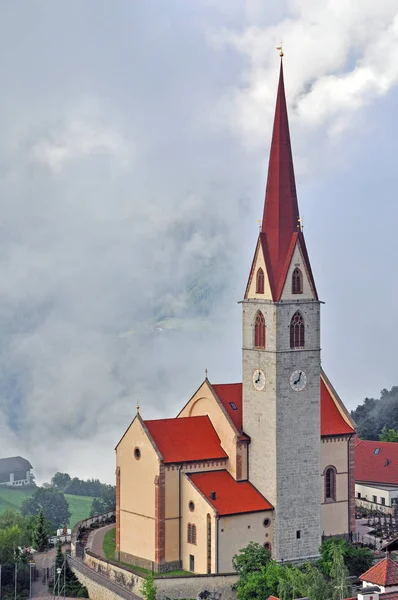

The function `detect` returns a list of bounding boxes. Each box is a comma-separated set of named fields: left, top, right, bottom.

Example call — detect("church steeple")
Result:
left=245, top=59, right=318, bottom=301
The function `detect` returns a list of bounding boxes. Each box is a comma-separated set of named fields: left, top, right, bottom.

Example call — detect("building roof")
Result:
left=0, top=456, right=32, bottom=475
left=188, top=469, right=272, bottom=515
left=355, top=439, right=398, bottom=485
left=144, top=416, right=228, bottom=464
left=244, top=60, right=317, bottom=302
left=212, top=383, right=242, bottom=432
left=213, top=374, right=354, bottom=438
left=360, top=557, right=398, bottom=586
left=320, top=377, right=355, bottom=436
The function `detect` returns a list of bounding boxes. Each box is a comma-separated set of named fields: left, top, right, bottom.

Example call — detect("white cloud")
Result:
left=31, top=117, right=129, bottom=173
left=210, top=1, right=398, bottom=145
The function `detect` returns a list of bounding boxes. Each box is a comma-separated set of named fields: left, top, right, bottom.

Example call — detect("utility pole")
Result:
left=14, top=562, right=17, bottom=600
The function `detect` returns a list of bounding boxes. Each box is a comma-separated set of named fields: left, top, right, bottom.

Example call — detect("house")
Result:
left=115, top=57, right=356, bottom=574
left=355, top=440, right=398, bottom=513
left=267, top=556, right=398, bottom=599
left=0, top=456, right=33, bottom=486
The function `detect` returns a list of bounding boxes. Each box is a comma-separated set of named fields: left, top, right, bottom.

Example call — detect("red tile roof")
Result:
left=212, top=383, right=242, bottom=432
left=356, top=439, right=398, bottom=485
left=213, top=379, right=354, bottom=438
left=320, top=378, right=354, bottom=436
left=145, top=416, right=228, bottom=464
left=267, top=597, right=280, bottom=600
left=360, top=557, right=398, bottom=586
left=188, top=470, right=272, bottom=515
left=382, top=593, right=398, bottom=599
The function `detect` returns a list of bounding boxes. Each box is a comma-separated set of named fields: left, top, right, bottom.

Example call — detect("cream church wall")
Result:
left=164, top=467, right=180, bottom=563
left=218, top=511, right=273, bottom=573
left=117, top=417, right=159, bottom=564
left=245, top=242, right=273, bottom=300
left=280, top=243, right=315, bottom=301
left=321, top=437, right=350, bottom=536
left=178, top=383, right=240, bottom=479
left=181, top=474, right=217, bottom=574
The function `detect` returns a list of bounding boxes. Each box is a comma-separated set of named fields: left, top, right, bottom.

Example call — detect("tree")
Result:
left=379, top=426, right=398, bottom=442
left=50, top=541, right=89, bottom=598
left=32, top=509, right=49, bottom=552
left=232, top=542, right=271, bottom=578
left=21, top=487, right=71, bottom=531
left=330, top=543, right=351, bottom=600
left=89, top=485, right=116, bottom=517
left=51, top=472, right=71, bottom=490
left=141, top=572, right=157, bottom=600
left=235, top=567, right=272, bottom=600
left=318, top=537, right=373, bottom=578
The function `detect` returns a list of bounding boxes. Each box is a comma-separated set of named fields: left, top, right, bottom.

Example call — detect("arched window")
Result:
left=292, top=268, right=303, bottom=294
left=192, top=524, right=197, bottom=545
left=290, top=311, right=304, bottom=349
left=187, top=523, right=192, bottom=543
left=325, top=467, right=336, bottom=502
left=254, top=311, right=266, bottom=348
left=256, top=268, right=265, bottom=294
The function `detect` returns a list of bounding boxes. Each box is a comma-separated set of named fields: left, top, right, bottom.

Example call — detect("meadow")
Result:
left=0, top=487, right=93, bottom=528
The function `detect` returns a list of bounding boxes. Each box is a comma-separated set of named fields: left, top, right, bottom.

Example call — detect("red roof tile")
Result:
left=213, top=379, right=354, bottom=437
left=212, top=383, right=242, bottom=432
left=360, top=557, right=398, bottom=586
left=356, top=439, right=398, bottom=485
left=382, top=593, right=398, bottom=599
left=145, top=416, right=228, bottom=464
left=320, top=378, right=354, bottom=436
left=188, top=470, right=272, bottom=515
left=267, top=596, right=280, bottom=600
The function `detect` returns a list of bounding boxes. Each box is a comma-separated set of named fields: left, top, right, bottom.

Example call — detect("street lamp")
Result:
left=56, top=567, right=61, bottom=598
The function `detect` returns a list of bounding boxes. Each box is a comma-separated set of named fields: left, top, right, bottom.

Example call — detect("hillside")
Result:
left=0, top=487, right=92, bottom=528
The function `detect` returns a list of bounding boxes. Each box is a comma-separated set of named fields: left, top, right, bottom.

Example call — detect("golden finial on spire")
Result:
left=136, top=399, right=140, bottom=414
left=277, top=43, right=284, bottom=57
left=297, top=216, right=304, bottom=232
left=257, top=219, right=262, bottom=231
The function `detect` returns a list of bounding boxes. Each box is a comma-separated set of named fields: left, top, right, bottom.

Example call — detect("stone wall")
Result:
left=71, top=511, right=115, bottom=557
left=84, top=551, right=238, bottom=600
left=70, top=556, right=136, bottom=600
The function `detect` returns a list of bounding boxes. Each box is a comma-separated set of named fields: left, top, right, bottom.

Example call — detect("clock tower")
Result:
left=242, top=59, right=321, bottom=562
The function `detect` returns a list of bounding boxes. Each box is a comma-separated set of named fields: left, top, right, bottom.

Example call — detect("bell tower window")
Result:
left=292, top=268, right=303, bottom=294
left=254, top=311, right=266, bottom=348
left=256, top=268, right=265, bottom=294
left=290, top=311, right=304, bottom=349
left=324, top=466, right=337, bottom=502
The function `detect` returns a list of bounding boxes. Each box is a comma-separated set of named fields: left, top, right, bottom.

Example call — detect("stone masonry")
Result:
left=242, top=297, right=322, bottom=562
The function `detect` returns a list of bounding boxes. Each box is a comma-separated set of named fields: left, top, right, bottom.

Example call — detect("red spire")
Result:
left=258, top=60, right=317, bottom=300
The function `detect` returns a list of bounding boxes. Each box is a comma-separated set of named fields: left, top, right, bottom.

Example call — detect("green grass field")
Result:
left=0, top=487, right=93, bottom=528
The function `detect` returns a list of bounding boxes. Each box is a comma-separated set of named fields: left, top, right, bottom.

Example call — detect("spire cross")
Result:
left=276, top=43, right=284, bottom=57
left=205, top=368, right=208, bottom=380
left=136, top=399, right=140, bottom=414
left=257, top=219, right=262, bottom=231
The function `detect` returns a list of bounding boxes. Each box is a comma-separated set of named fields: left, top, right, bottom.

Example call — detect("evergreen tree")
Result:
left=330, top=543, right=351, bottom=600
left=32, top=509, right=48, bottom=552
left=141, top=572, right=157, bottom=600
left=50, top=541, right=88, bottom=598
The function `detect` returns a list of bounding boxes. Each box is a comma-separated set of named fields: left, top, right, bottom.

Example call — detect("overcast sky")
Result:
left=1, top=1, right=397, bottom=483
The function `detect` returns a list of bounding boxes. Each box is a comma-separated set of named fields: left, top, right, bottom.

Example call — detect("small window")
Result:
left=187, top=523, right=192, bottom=543
left=357, top=492, right=361, bottom=499
left=374, top=448, right=380, bottom=455
left=296, top=530, right=301, bottom=539
left=189, top=554, right=195, bottom=572
left=192, top=524, right=197, bottom=544
left=372, top=495, right=377, bottom=504
left=254, top=311, right=266, bottom=348
left=292, top=268, right=303, bottom=294
left=263, top=542, right=271, bottom=551
left=256, top=268, right=265, bottom=294
left=381, top=497, right=386, bottom=506
left=229, top=402, right=238, bottom=411
left=325, top=467, right=336, bottom=502
left=263, top=518, right=270, bottom=528
left=189, top=501, right=195, bottom=512
left=290, top=311, right=305, bottom=349
left=134, top=447, right=141, bottom=460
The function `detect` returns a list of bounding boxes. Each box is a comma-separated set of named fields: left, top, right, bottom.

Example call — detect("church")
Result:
left=115, top=58, right=356, bottom=574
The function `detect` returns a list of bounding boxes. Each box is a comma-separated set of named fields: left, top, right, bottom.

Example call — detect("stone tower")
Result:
left=242, top=60, right=321, bottom=562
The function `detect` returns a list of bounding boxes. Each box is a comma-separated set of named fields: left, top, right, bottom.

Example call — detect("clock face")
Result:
left=253, top=369, right=266, bottom=391
left=290, top=370, right=307, bottom=392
